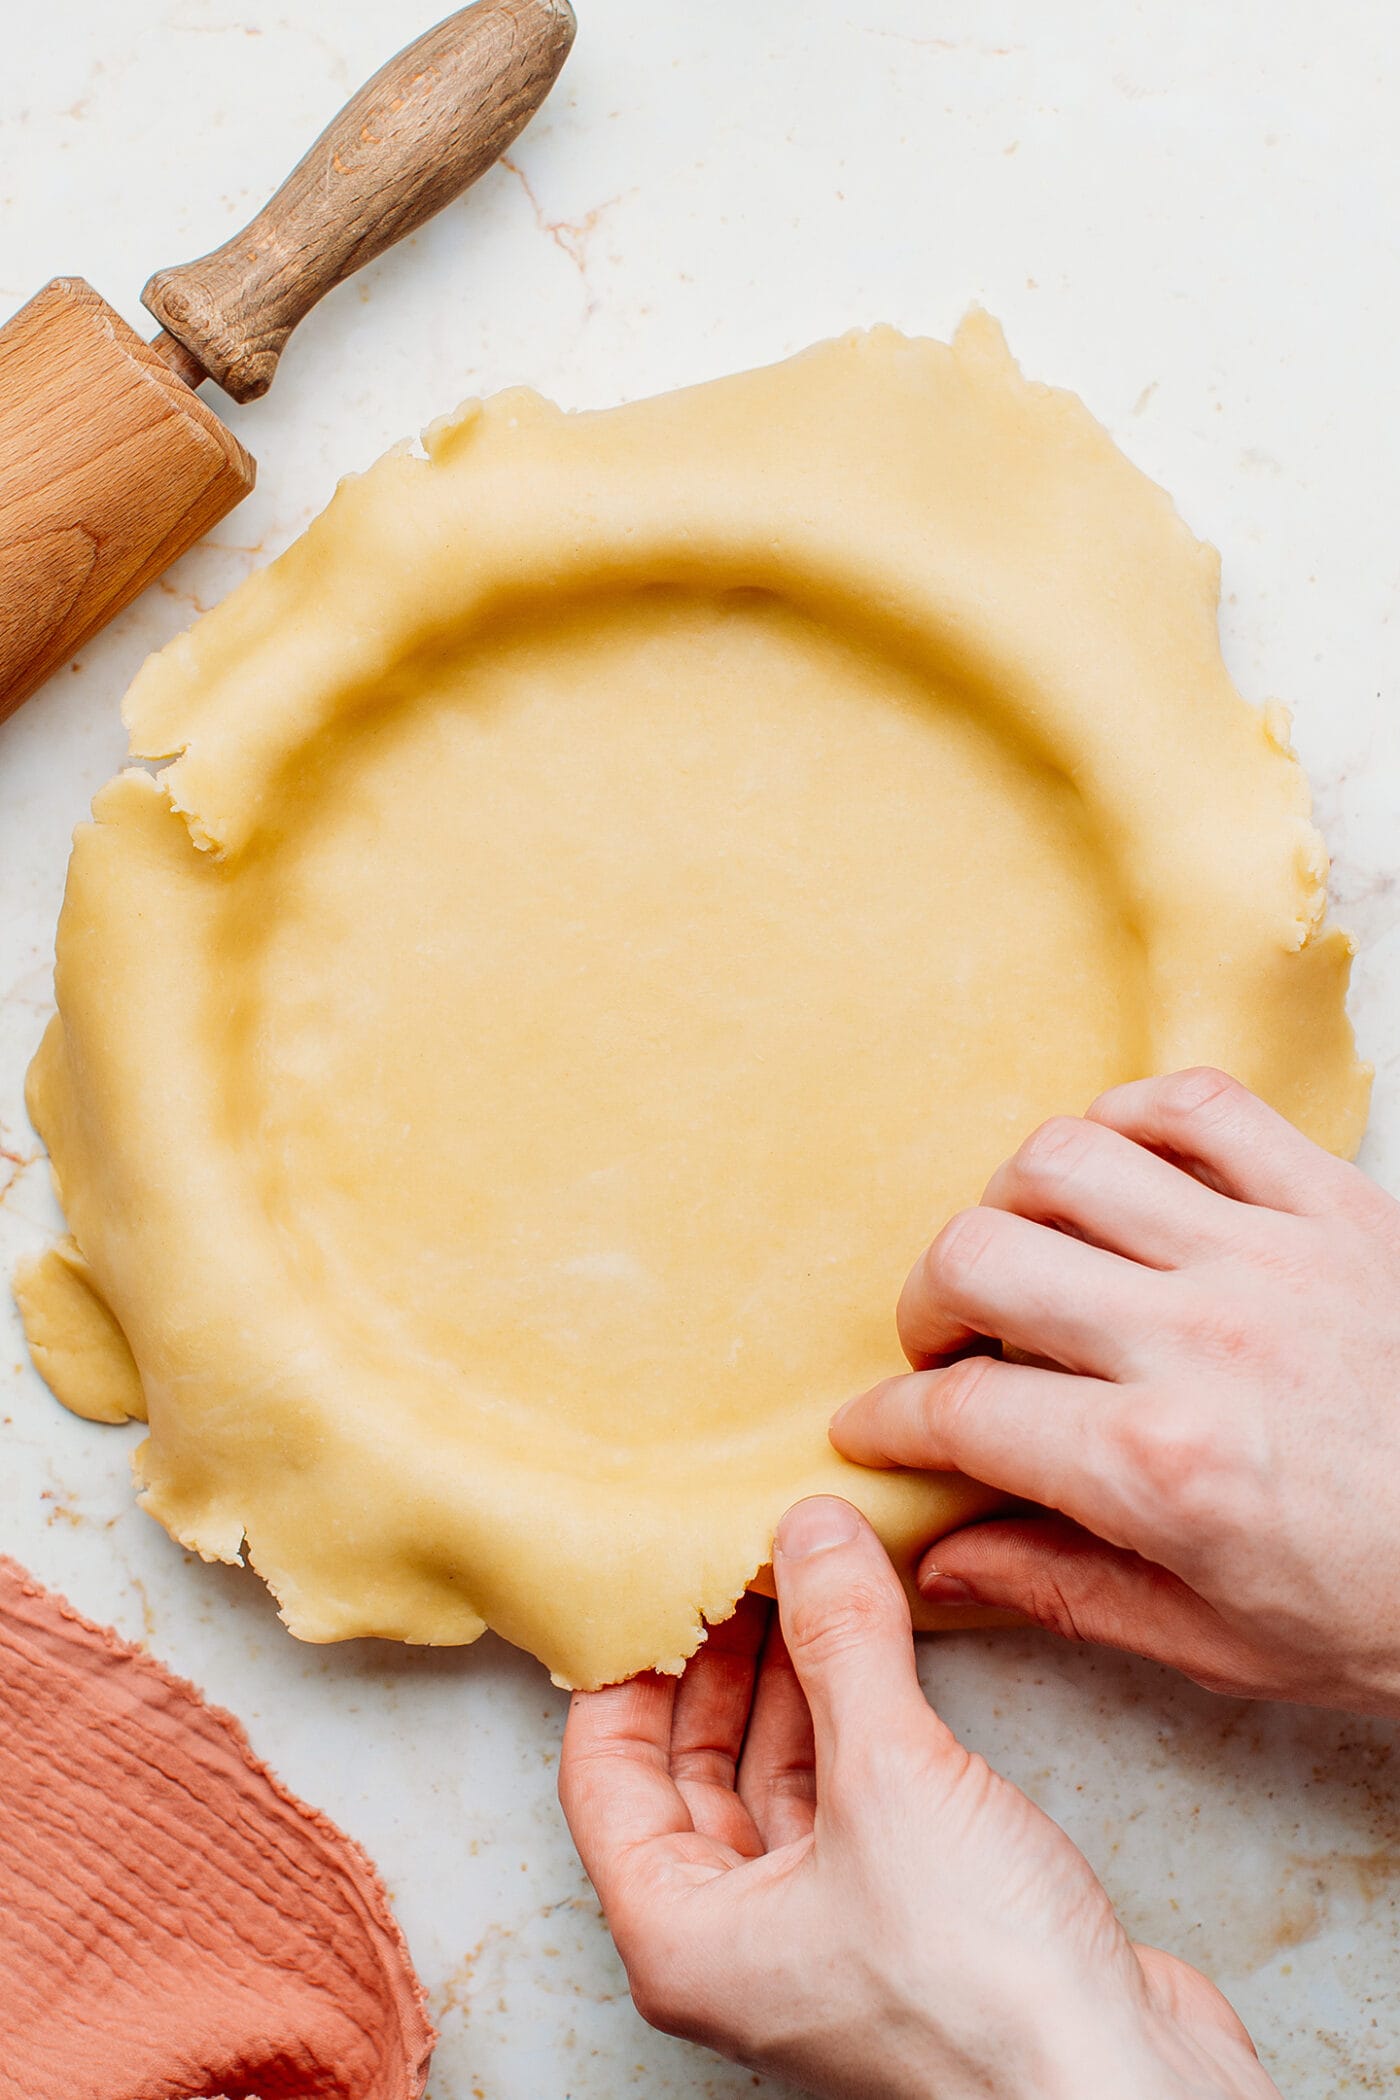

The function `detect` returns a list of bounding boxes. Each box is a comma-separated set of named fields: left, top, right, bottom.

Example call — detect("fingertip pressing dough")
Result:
left=16, top=315, right=1370, bottom=1687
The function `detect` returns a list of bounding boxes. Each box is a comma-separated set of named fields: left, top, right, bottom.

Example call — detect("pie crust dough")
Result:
left=16, top=316, right=1369, bottom=1687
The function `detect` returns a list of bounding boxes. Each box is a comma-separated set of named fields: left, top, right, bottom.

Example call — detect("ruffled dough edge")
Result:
left=14, top=314, right=1371, bottom=1685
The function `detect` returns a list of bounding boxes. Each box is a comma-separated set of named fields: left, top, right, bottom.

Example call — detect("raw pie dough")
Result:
left=16, top=316, right=1369, bottom=1688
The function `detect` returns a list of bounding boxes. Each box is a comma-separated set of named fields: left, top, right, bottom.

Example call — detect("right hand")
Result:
left=831, top=1068, right=1400, bottom=1717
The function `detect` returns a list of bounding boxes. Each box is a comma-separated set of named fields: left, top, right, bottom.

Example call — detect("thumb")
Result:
left=921, top=1517, right=1276, bottom=1698
left=772, top=1497, right=943, bottom=1783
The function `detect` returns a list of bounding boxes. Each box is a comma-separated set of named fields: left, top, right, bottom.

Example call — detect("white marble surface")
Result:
left=4, top=2, right=1400, bottom=2093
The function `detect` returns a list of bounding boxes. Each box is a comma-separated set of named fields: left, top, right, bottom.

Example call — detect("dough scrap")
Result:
left=14, top=1236, right=145, bottom=1425
left=16, top=316, right=1369, bottom=1687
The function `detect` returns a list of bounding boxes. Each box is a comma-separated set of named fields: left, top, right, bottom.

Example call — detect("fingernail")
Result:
left=920, top=1569, right=977, bottom=1606
left=776, top=1497, right=861, bottom=1560
left=828, top=1397, right=857, bottom=1435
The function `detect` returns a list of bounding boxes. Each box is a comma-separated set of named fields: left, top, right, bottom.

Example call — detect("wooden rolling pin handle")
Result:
left=142, top=0, right=575, bottom=403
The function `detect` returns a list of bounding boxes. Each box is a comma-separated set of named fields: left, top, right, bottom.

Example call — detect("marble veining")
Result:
left=4, top=3, right=1399, bottom=2093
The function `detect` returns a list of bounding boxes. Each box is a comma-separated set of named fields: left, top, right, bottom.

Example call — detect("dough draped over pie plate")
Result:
left=16, top=315, right=1368, bottom=1687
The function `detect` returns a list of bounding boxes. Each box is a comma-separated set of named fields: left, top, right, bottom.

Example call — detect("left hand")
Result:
left=559, top=1496, right=1277, bottom=2100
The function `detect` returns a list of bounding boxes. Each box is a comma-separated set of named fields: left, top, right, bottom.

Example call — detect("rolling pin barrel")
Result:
left=0, top=280, right=256, bottom=729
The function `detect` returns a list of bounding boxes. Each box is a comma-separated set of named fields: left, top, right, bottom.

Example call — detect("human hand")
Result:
left=559, top=1495, right=1276, bottom=2100
left=832, top=1068, right=1400, bottom=1716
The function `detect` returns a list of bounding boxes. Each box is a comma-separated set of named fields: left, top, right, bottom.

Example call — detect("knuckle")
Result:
left=763, top=1761, right=818, bottom=1809
left=1022, top=1569, right=1094, bottom=1644
left=1157, top=1065, right=1240, bottom=1129
left=1168, top=1273, right=1275, bottom=1370
left=1243, top=1214, right=1323, bottom=1286
left=1013, top=1114, right=1096, bottom=1188
left=929, top=1352, right=995, bottom=1428
left=829, top=1727, right=931, bottom=1810
left=1085, top=1077, right=1129, bottom=1124
left=926, top=1206, right=1003, bottom=1286
left=669, top=1745, right=734, bottom=1791
left=1111, top=1401, right=1236, bottom=1527
left=1198, top=1308, right=1263, bottom=1366
left=786, top=1575, right=893, bottom=1670
left=1111, top=1403, right=1199, bottom=1490
left=855, top=1373, right=907, bottom=1434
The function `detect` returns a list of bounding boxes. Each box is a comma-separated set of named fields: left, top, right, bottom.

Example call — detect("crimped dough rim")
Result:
left=17, top=315, right=1368, bottom=1686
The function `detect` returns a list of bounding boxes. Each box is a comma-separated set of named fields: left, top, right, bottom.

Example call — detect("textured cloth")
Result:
left=0, top=1556, right=433, bottom=2099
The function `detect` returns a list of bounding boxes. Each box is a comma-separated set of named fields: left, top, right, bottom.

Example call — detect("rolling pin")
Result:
left=0, top=0, right=575, bottom=725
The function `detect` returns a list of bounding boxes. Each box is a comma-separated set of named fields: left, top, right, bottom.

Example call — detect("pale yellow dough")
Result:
left=16, top=315, right=1369, bottom=1687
